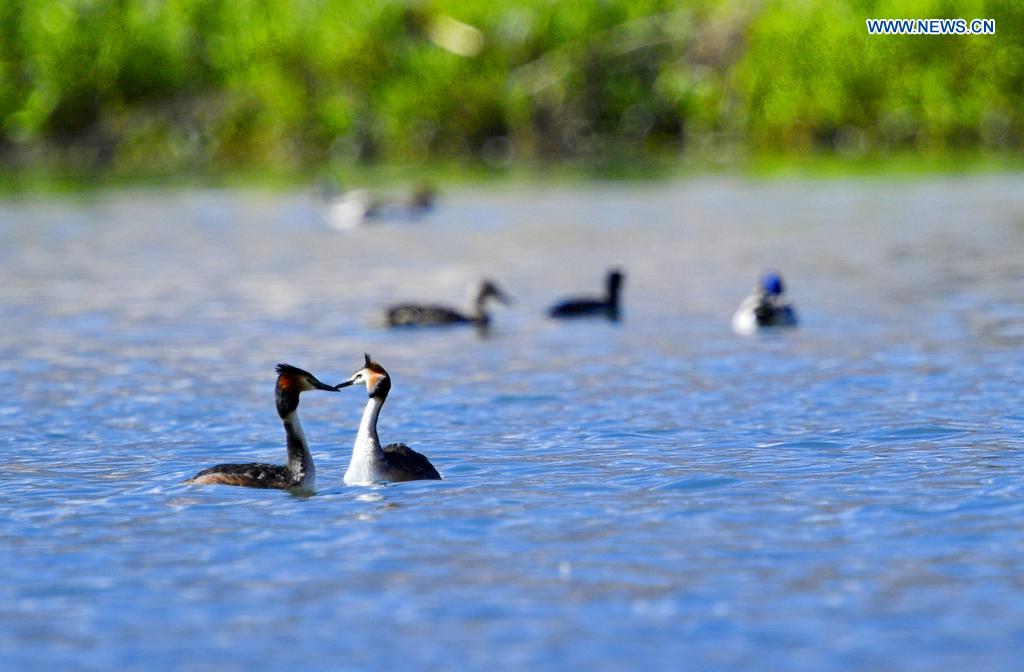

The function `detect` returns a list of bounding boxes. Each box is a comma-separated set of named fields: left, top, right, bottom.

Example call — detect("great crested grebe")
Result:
left=334, top=354, right=441, bottom=484
left=184, top=364, right=337, bottom=490
left=385, top=279, right=511, bottom=328
left=732, top=271, right=799, bottom=335
left=548, top=268, right=624, bottom=320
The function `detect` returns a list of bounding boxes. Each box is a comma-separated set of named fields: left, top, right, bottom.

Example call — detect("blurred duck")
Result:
left=408, top=181, right=436, bottom=216
left=732, top=272, right=798, bottom=335
left=548, top=269, right=624, bottom=321
left=386, top=279, right=511, bottom=328
left=322, top=180, right=436, bottom=230
left=324, top=187, right=380, bottom=230
left=335, top=354, right=441, bottom=484
left=184, top=364, right=337, bottom=491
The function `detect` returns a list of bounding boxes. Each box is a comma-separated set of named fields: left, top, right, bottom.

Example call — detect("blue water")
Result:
left=2, top=177, right=1023, bottom=670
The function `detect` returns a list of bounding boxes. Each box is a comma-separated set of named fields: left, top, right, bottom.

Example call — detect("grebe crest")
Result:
left=338, top=354, right=392, bottom=399
left=334, top=353, right=441, bottom=485
left=275, top=363, right=337, bottom=415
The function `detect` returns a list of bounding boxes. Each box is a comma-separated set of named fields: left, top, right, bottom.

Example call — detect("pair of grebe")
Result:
left=384, top=269, right=625, bottom=329
left=185, top=355, right=439, bottom=491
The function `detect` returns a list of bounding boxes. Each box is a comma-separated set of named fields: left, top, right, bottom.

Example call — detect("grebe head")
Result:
left=275, top=363, right=337, bottom=418
left=761, top=272, right=785, bottom=296
left=335, top=353, right=392, bottom=399
left=477, top=279, right=512, bottom=306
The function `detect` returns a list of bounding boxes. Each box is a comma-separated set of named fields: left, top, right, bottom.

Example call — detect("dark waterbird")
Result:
left=548, top=269, right=625, bottom=321
left=184, top=364, right=337, bottom=491
left=335, top=354, right=441, bottom=484
left=385, top=279, right=511, bottom=328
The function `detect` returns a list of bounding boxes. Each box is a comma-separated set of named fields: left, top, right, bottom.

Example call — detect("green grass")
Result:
left=3, top=149, right=1021, bottom=197
left=4, top=0, right=1023, bottom=184
left=0, top=0, right=1021, bottom=181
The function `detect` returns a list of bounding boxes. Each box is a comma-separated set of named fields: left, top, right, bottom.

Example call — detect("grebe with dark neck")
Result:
left=385, top=279, right=511, bottom=328
left=334, top=354, right=441, bottom=484
left=732, top=271, right=798, bottom=335
left=548, top=269, right=624, bottom=320
left=184, top=364, right=337, bottom=490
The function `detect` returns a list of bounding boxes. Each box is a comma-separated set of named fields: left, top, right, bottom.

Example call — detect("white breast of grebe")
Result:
left=343, top=458, right=379, bottom=485
left=344, top=434, right=385, bottom=485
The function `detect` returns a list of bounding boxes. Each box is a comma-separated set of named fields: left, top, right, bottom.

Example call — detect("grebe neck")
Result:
left=345, top=395, right=386, bottom=484
left=283, top=411, right=315, bottom=488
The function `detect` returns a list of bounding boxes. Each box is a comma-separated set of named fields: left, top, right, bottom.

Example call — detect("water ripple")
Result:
left=2, top=180, right=1024, bottom=671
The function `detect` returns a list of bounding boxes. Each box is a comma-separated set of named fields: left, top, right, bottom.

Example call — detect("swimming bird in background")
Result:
left=548, top=268, right=625, bottom=320
left=321, top=179, right=436, bottom=230
left=334, top=354, right=441, bottom=484
left=385, top=279, right=511, bottom=328
left=408, top=181, right=437, bottom=216
left=732, top=271, right=798, bottom=335
left=184, top=364, right=337, bottom=491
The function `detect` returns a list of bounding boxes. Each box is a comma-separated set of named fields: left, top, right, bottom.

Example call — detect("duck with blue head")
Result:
left=184, top=364, right=337, bottom=491
left=334, top=354, right=441, bottom=485
left=732, top=271, right=798, bottom=335
left=548, top=268, right=624, bottom=321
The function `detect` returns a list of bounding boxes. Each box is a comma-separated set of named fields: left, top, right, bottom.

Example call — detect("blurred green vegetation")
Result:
left=0, top=0, right=1020, bottom=176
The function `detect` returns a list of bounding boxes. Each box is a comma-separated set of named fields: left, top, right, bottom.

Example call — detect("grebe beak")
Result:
left=313, top=379, right=339, bottom=392
left=333, top=379, right=356, bottom=390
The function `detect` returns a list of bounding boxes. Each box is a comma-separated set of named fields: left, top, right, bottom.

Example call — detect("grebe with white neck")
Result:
left=732, top=272, right=798, bottom=335
left=334, top=354, right=441, bottom=485
left=184, top=364, right=337, bottom=490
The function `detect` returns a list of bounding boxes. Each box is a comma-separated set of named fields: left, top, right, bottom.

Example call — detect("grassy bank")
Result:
left=2, top=150, right=1022, bottom=197
left=1, top=0, right=1021, bottom=175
